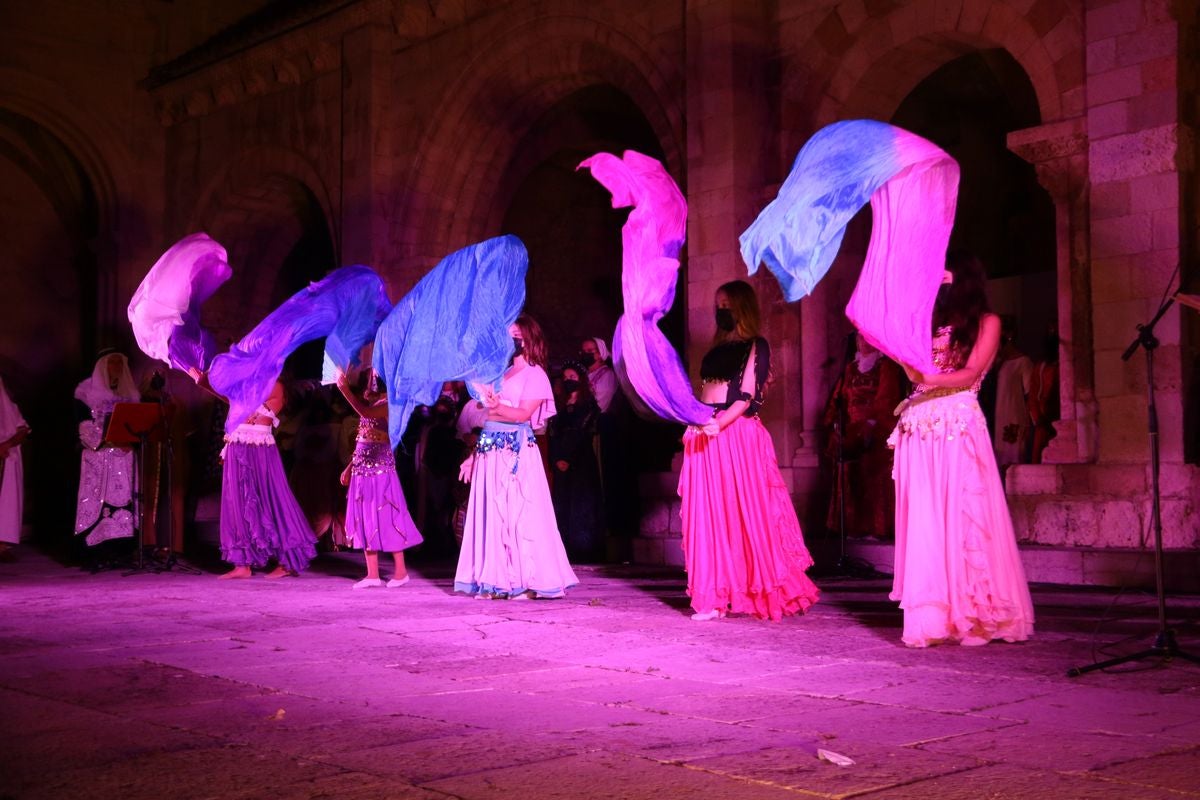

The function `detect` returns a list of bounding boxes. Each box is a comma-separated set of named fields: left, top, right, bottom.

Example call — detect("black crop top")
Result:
left=699, top=337, right=770, bottom=415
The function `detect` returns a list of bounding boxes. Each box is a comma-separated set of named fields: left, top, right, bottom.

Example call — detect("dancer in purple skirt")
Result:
left=336, top=368, right=423, bottom=589
left=190, top=370, right=317, bottom=579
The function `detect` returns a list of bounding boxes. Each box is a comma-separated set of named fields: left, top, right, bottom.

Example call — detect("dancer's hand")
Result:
left=458, top=455, right=475, bottom=483
left=701, top=420, right=721, bottom=438
left=900, top=362, right=924, bottom=383
left=339, top=463, right=351, bottom=487
left=186, top=367, right=203, bottom=384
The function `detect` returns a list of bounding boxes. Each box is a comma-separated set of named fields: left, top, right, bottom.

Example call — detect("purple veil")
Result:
left=578, top=151, right=710, bottom=425
left=209, top=265, right=391, bottom=433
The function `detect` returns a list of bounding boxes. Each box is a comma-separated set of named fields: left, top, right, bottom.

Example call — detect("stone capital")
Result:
left=1007, top=117, right=1088, bottom=201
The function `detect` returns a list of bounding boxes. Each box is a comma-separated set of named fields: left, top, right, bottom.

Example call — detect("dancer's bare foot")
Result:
left=264, top=566, right=295, bottom=580
left=219, top=566, right=252, bottom=580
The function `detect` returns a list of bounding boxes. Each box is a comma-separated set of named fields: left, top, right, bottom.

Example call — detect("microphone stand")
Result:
left=1068, top=295, right=1199, bottom=675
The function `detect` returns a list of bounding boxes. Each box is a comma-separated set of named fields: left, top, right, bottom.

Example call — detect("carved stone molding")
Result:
left=147, top=0, right=410, bottom=126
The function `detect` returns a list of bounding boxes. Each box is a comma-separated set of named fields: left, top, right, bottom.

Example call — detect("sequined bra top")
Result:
left=913, top=325, right=986, bottom=396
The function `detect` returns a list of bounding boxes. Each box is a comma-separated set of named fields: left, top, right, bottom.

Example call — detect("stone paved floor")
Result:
left=2, top=548, right=1200, bottom=799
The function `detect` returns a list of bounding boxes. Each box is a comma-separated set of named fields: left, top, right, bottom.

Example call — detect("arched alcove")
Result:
left=0, top=107, right=99, bottom=542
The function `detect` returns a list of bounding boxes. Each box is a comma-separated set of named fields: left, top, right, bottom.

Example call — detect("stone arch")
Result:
left=0, top=68, right=125, bottom=232
left=793, top=0, right=1082, bottom=133
left=396, top=13, right=684, bottom=267
left=187, top=145, right=337, bottom=252
left=187, top=147, right=338, bottom=364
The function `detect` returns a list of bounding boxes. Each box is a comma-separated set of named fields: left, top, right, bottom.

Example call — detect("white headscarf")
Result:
left=589, top=337, right=610, bottom=365
left=74, top=353, right=139, bottom=415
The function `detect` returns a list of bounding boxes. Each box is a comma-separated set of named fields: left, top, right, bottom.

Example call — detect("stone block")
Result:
left=1086, top=36, right=1117, bottom=75
left=1159, top=498, right=1199, bottom=548
left=1085, top=0, right=1141, bottom=43
left=1087, top=100, right=1130, bottom=140
left=1128, top=171, right=1179, bottom=212
left=1098, top=394, right=1152, bottom=462
left=1149, top=207, right=1181, bottom=252
left=1082, top=548, right=1155, bottom=586
left=1019, top=545, right=1084, bottom=584
left=640, top=502, right=671, bottom=538
left=669, top=499, right=683, bottom=535
left=1091, top=298, right=1157, bottom=350
left=1091, top=212, right=1152, bottom=258
left=1130, top=89, right=1178, bottom=131
left=1116, top=22, right=1177, bottom=67
left=663, top=536, right=685, bottom=568
left=1141, top=54, right=1177, bottom=92
left=1053, top=51, right=1084, bottom=92
left=1005, top=464, right=1061, bottom=495
left=1088, top=257, right=1131, bottom=304
left=1088, top=463, right=1146, bottom=496
left=1089, top=124, right=1184, bottom=183
left=1029, top=500, right=1088, bottom=546
left=1158, top=463, right=1199, bottom=498
left=1087, top=64, right=1144, bottom=106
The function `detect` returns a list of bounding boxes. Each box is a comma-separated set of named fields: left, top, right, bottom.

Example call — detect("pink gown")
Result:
left=678, top=338, right=820, bottom=621
left=454, top=364, right=578, bottom=597
left=888, top=326, right=1035, bottom=647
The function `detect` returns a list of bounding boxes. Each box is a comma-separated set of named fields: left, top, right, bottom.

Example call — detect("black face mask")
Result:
left=512, top=338, right=525, bottom=357
left=715, top=307, right=736, bottom=332
left=579, top=352, right=596, bottom=367
left=561, top=379, right=580, bottom=394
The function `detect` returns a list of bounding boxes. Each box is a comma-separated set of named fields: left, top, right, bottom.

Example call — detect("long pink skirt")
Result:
left=678, top=415, right=820, bottom=621
left=889, top=391, right=1035, bottom=647
left=454, top=432, right=578, bottom=597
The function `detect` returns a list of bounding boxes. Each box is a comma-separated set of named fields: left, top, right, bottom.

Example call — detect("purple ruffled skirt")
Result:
left=220, top=433, right=317, bottom=573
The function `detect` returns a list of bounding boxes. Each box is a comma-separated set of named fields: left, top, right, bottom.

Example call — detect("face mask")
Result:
left=561, top=379, right=580, bottom=394
left=512, top=338, right=525, bottom=357
left=579, top=352, right=596, bottom=367
left=715, top=307, right=736, bottom=332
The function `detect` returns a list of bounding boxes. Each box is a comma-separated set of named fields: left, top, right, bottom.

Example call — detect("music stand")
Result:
left=104, top=403, right=163, bottom=574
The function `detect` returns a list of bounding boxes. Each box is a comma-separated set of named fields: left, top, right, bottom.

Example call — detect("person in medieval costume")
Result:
left=74, top=352, right=140, bottom=547
left=0, top=375, right=30, bottom=560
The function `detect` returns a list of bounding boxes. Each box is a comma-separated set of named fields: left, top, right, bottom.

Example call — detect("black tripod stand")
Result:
left=1068, top=295, right=1200, bottom=676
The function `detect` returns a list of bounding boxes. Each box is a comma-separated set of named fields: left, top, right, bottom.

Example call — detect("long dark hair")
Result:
left=714, top=279, right=761, bottom=344
left=933, top=251, right=990, bottom=357
left=558, top=360, right=594, bottom=405
left=514, top=312, right=548, bottom=369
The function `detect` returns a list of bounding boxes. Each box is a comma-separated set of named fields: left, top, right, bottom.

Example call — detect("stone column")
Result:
left=1008, top=117, right=1095, bottom=464
left=684, top=0, right=771, bottom=365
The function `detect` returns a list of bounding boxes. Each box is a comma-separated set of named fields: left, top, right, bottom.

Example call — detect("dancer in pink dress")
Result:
left=455, top=314, right=578, bottom=599
left=679, top=280, right=820, bottom=621
left=888, top=252, right=1035, bottom=647
left=336, top=369, right=423, bottom=589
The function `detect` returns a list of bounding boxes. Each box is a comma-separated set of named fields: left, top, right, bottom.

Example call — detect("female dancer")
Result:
left=888, top=252, right=1034, bottom=647
left=680, top=280, right=820, bottom=621
left=455, top=313, right=578, bottom=599
left=189, top=369, right=317, bottom=578
left=335, top=368, right=422, bottom=588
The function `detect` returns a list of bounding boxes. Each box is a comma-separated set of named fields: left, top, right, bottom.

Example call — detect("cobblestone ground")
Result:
left=2, top=548, right=1199, bottom=799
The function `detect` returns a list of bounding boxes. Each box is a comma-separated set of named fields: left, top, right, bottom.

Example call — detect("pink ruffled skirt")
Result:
left=678, top=415, right=819, bottom=621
